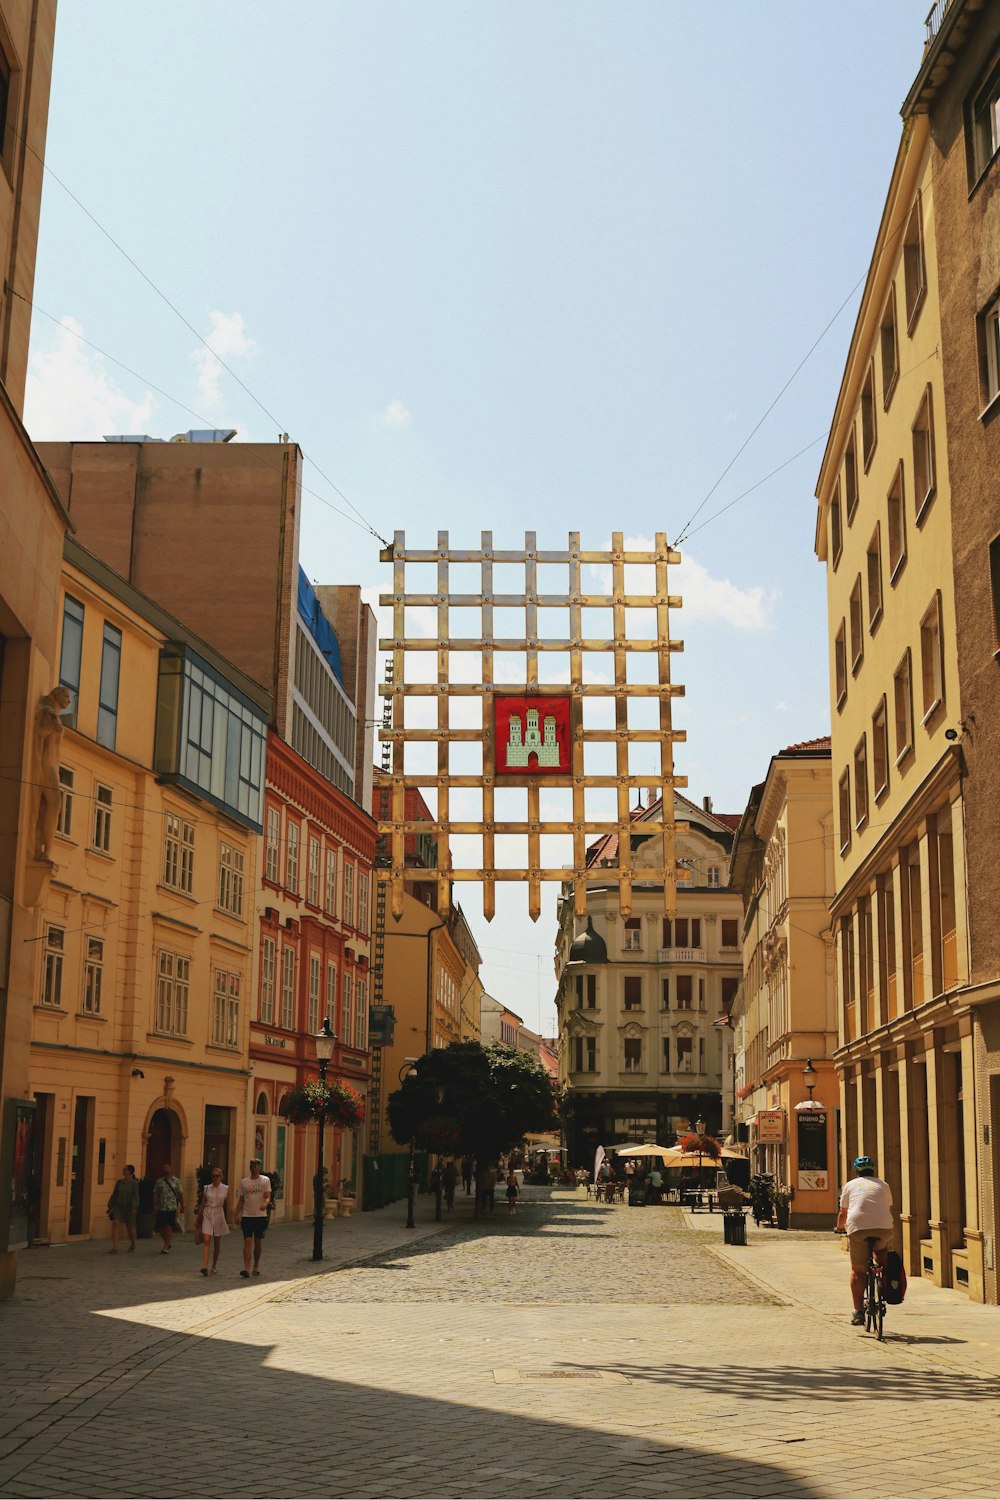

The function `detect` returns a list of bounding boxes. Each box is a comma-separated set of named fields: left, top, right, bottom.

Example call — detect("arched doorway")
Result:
left=144, top=1108, right=181, bottom=1183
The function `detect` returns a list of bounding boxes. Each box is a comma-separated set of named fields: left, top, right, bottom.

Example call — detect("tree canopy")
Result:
left=386, top=1041, right=557, bottom=1163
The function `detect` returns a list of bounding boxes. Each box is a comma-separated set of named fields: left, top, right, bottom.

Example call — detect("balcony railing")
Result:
left=657, top=947, right=706, bottom=964
left=925, top=0, right=954, bottom=42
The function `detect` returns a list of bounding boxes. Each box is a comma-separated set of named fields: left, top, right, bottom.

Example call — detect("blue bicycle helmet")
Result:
left=853, top=1155, right=875, bottom=1176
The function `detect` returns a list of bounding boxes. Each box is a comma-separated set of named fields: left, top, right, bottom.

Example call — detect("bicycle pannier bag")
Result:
left=883, top=1249, right=907, bottom=1305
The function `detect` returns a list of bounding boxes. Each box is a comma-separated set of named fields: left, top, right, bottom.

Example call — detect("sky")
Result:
left=25, top=2, right=928, bottom=1035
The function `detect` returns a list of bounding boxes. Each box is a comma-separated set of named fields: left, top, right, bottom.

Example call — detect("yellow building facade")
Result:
left=815, top=114, right=981, bottom=1296
left=730, top=741, right=838, bottom=1227
left=28, top=541, right=268, bottom=1243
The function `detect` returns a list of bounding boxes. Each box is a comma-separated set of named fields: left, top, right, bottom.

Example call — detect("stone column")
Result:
left=924, top=1030, right=962, bottom=1287
left=949, top=788, right=970, bottom=989
left=917, top=818, right=940, bottom=1006
left=896, top=1042, right=931, bottom=1276
left=874, top=1050, right=902, bottom=1240
left=961, top=1022, right=985, bottom=1301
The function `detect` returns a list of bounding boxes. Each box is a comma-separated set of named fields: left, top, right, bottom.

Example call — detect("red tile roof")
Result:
left=779, top=736, right=832, bottom=755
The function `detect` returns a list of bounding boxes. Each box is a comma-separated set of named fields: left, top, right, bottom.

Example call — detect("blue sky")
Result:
left=25, top=3, right=926, bottom=1031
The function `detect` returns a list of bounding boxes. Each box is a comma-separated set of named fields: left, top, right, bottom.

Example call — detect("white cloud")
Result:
left=24, top=316, right=155, bottom=441
left=192, top=310, right=258, bottom=408
left=588, top=534, right=773, bottom=631
left=376, top=398, right=411, bottom=428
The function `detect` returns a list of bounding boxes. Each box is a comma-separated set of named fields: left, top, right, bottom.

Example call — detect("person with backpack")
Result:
left=835, top=1155, right=895, bottom=1326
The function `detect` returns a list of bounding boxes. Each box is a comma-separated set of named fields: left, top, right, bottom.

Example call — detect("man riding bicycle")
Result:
left=835, top=1155, right=894, bottom=1327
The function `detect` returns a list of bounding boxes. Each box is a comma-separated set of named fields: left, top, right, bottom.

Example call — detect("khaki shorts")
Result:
left=848, top=1229, right=892, bottom=1269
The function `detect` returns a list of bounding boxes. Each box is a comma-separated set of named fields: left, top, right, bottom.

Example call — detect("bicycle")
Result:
left=861, top=1235, right=886, bottom=1341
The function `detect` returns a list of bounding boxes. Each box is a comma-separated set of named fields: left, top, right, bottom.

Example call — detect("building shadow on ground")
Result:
left=586, top=1359, right=1000, bottom=1404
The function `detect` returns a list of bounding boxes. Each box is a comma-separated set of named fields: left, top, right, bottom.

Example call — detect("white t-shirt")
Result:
left=239, top=1174, right=271, bottom=1219
left=840, top=1175, right=893, bottom=1235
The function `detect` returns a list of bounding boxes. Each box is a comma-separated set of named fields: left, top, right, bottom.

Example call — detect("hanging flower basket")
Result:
left=283, top=1079, right=366, bottom=1130
left=415, top=1114, right=463, bottom=1155
left=678, top=1132, right=721, bottom=1160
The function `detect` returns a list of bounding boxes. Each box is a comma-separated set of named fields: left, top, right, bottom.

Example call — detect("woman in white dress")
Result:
left=196, top=1167, right=230, bottom=1276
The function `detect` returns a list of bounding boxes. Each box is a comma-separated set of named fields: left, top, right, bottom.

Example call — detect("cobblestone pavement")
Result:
left=1, top=1190, right=999, bottom=1499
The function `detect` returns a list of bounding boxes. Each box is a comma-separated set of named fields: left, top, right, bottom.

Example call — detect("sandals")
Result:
left=200, top=1268, right=209, bottom=1276
left=240, top=1269, right=250, bottom=1278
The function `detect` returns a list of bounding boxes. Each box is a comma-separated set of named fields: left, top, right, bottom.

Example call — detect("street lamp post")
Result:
left=399, top=1060, right=418, bottom=1229
left=802, top=1058, right=818, bottom=1103
left=311, top=1019, right=337, bottom=1263
left=696, top=1115, right=706, bottom=1183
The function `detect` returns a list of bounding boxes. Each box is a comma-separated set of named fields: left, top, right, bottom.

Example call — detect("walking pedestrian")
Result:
left=505, top=1168, right=519, bottom=1216
left=153, top=1163, right=185, bottom=1254
left=195, top=1167, right=230, bottom=1276
left=442, top=1159, right=458, bottom=1211
left=107, top=1164, right=139, bottom=1253
left=461, top=1156, right=473, bottom=1195
left=476, top=1163, right=496, bottom=1214
left=234, top=1159, right=272, bottom=1278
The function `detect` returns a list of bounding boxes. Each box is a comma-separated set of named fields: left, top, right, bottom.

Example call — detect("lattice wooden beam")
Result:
left=375, top=530, right=686, bottom=924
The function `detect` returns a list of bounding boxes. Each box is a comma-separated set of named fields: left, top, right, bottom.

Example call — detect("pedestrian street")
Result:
left=1, top=1187, right=999, bottom=1499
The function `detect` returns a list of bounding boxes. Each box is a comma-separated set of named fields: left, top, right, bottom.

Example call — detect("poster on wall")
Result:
left=796, top=1109, right=828, bottom=1192
left=755, top=1109, right=785, bottom=1144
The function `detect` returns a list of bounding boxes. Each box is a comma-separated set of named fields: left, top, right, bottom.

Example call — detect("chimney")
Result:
left=703, top=795, right=713, bottom=814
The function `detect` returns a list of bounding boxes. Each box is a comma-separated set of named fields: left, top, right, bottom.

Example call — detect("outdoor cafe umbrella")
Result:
left=617, top=1144, right=723, bottom=1172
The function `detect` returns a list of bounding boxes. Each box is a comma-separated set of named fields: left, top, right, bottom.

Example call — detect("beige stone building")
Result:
left=0, top=0, right=61, bottom=1297
left=900, top=0, right=1000, bottom=1306
left=729, top=739, right=838, bottom=1227
left=554, top=795, right=742, bottom=1166
left=815, top=106, right=982, bottom=1296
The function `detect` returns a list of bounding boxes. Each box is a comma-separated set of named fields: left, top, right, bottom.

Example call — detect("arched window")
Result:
left=255, top=1091, right=269, bottom=1116
left=277, top=1093, right=291, bottom=1118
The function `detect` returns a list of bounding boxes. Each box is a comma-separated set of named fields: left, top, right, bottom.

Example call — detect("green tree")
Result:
left=386, top=1041, right=556, bottom=1163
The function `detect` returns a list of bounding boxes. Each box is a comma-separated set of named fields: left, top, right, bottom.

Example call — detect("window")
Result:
left=573, top=1035, right=596, bottom=1072
left=343, top=862, right=355, bottom=926
left=853, top=736, right=869, bottom=831
left=844, top=428, right=858, bottom=522
left=307, top=836, right=320, bottom=906
left=838, top=769, right=851, bottom=854
left=662, top=1037, right=670, bottom=1073
left=358, top=872, right=370, bottom=931
left=990, top=533, right=1000, bottom=651
left=92, top=784, right=113, bottom=854
left=676, top=975, right=693, bottom=1010
left=903, top=195, right=926, bottom=330
left=872, top=698, right=890, bottom=803
left=721, top=919, right=739, bottom=948
left=56, top=766, right=74, bottom=838
left=624, top=918, right=642, bottom=952
left=265, top=806, right=280, bottom=883
left=586, top=973, right=596, bottom=1008
left=676, top=1035, right=693, bottom=1072
left=281, top=947, right=295, bottom=1029
left=834, top=622, right=848, bottom=710
left=325, top=848, right=338, bottom=916
left=285, top=820, right=299, bottom=894
left=830, top=483, right=843, bottom=567
left=81, top=936, right=104, bottom=1015
left=308, top=954, right=321, bottom=1033
left=861, top=360, right=877, bottom=470
left=356, top=979, right=367, bottom=1049
left=623, top=976, right=642, bottom=1010
left=722, top=976, right=740, bottom=1012
left=673, top=917, right=701, bottom=948
left=677, top=858, right=694, bottom=884
left=218, top=842, right=244, bottom=917
left=707, top=866, right=721, bottom=888
left=880, top=286, right=899, bottom=407
left=661, top=977, right=669, bottom=1010
left=920, top=591, right=945, bottom=722
left=97, top=623, right=122, bottom=750
left=163, top=813, right=195, bottom=894
left=343, top=972, right=353, bottom=1045
left=41, top=924, right=64, bottom=1007
left=0, top=41, right=11, bottom=163
left=866, top=525, right=883, bottom=631
left=887, top=463, right=907, bottom=581
left=326, top=961, right=337, bottom=1028
left=154, top=644, right=267, bottom=830
left=58, top=596, right=84, bottom=728
left=970, top=59, right=1000, bottom=182
left=893, top=648, right=915, bottom=763
left=982, top=291, right=1000, bottom=409
left=212, top=969, right=240, bottom=1048
left=912, top=386, right=936, bottom=521
left=623, top=1037, right=642, bottom=1073
left=849, top=576, right=864, bottom=673
left=155, top=950, right=190, bottom=1036
left=260, top=936, right=276, bottom=1024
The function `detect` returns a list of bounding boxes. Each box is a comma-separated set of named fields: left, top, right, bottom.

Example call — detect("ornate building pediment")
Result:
left=620, top=1021, right=646, bottom=1039
left=567, top=1014, right=601, bottom=1037
left=671, top=1020, right=698, bottom=1038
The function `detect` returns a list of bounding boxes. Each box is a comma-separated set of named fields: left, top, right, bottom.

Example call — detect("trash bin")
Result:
left=723, top=1211, right=747, bottom=1246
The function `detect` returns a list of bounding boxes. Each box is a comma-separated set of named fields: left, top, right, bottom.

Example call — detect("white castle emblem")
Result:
left=506, top=707, right=561, bottom=768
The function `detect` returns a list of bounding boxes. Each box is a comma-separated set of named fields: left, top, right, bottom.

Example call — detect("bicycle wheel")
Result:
left=875, top=1279, right=885, bottom=1341
left=865, top=1269, right=877, bottom=1332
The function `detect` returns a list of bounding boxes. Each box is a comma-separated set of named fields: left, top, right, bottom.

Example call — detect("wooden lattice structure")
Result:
left=376, top=530, right=687, bottom=923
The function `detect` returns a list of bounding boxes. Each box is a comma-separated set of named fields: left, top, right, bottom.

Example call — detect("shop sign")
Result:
left=796, top=1109, right=828, bottom=1192
left=263, top=1035, right=287, bottom=1049
left=755, top=1108, right=785, bottom=1143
